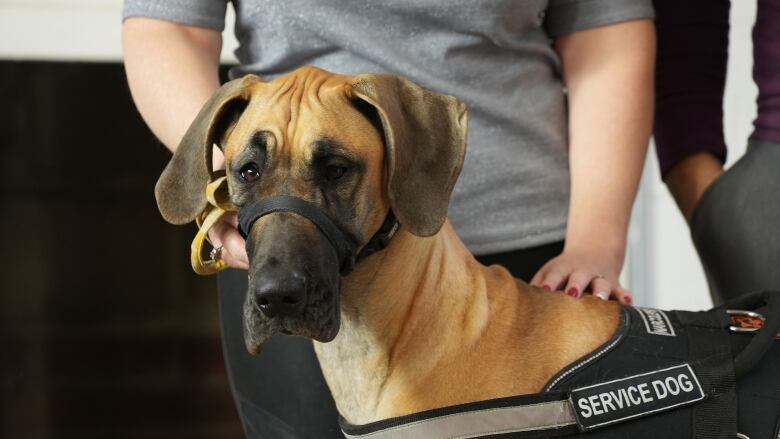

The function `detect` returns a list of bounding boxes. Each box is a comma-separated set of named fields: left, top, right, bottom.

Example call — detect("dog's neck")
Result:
left=313, top=221, right=530, bottom=424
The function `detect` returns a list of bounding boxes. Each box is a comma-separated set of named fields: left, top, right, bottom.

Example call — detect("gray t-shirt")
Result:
left=124, top=0, right=653, bottom=255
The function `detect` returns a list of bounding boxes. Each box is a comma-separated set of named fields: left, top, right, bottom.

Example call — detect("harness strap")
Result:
left=690, top=346, right=737, bottom=438
left=342, top=361, right=710, bottom=439
left=674, top=290, right=780, bottom=438
left=673, top=307, right=737, bottom=438
left=341, top=396, right=577, bottom=439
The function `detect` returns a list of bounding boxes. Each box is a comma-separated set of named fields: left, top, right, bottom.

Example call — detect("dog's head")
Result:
left=155, top=67, right=467, bottom=353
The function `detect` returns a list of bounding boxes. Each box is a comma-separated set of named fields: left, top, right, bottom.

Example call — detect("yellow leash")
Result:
left=191, top=174, right=236, bottom=275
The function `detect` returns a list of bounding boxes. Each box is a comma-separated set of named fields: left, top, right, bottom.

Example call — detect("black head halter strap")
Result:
left=237, top=195, right=397, bottom=275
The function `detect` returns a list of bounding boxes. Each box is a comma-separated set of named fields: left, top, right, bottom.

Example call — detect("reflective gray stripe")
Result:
left=342, top=400, right=576, bottom=439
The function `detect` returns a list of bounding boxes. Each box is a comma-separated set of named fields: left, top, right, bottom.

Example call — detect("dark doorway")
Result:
left=0, top=61, right=243, bottom=439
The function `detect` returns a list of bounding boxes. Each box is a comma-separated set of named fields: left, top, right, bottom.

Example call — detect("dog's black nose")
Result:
left=253, top=270, right=307, bottom=318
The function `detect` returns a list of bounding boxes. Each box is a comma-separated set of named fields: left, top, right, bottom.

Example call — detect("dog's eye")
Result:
left=325, top=164, right=347, bottom=181
left=240, top=163, right=261, bottom=182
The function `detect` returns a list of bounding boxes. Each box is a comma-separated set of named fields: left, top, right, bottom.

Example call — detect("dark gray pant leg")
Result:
left=217, top=268, right=343, bottom=439
left=690, top=138, right=780, bottom=304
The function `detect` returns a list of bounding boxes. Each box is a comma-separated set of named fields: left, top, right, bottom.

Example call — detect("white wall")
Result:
left=0, top=0, right=239, bottom=62
left=0, top=0, right=760, bottom=311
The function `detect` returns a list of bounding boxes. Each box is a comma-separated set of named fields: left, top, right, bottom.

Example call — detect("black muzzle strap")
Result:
left=238, top=195, right=358, bottom=274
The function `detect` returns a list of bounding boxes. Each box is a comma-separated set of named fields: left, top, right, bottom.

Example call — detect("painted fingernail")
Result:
left=567, top=287, right=579, bottom=298
left=542, top=284, right=552, bottom=292
left=624, top=296, right=633, bottom=305
left=595, top=291, right=609, bottom=301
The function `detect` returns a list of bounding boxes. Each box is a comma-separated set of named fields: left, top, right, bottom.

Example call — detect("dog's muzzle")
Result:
left=237, top=195, right=397, bottom=352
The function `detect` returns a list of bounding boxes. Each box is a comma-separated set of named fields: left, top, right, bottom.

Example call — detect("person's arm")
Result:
left=123, top=17, right=248, bottom=268
left=531, top=20, right=655, bottom=303
left=123, top=17, right=222, bottom=152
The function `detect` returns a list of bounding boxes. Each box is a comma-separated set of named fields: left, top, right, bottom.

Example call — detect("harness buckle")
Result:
left=726, top=309, right=766, bottom=333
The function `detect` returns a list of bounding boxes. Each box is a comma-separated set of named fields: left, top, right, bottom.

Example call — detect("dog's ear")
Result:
left=155, top=75, right=260, bottom=224
left=348, top=74, right=468, bottom=237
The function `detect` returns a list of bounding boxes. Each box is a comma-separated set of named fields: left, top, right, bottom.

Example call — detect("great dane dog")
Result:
left=155, top=67, right=780, bottom=438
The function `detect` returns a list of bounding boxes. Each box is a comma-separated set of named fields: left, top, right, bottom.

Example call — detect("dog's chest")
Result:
left=313, top=324, right=391, bottom=422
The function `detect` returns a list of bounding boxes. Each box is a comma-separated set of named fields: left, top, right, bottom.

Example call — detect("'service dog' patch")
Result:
left=569, top=364, right=705, bottom=431
left=637, top=307, right=676, bottom=336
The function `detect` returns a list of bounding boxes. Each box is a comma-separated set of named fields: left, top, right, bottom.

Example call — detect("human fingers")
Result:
left=530, top=265, right=550, bottom=288
left=220, top=212, right=249, bottom=268
left=222, top=210, right=239, bottom=228
left=208, top=215, right=249, bottom=270
left=612, top=286, right=633, bottom=305
left=563, top=270, right=594, bottom=298
left=220, top=225, right=249, bottom=269
left=538, top=269, right=567, bottom=293
left=591, top=277, right=612, bottom=301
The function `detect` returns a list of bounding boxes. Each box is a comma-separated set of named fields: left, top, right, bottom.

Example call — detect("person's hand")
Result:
left=207, top=212, right=249, bottom=270
left=530, top=248, right=631, bottom=304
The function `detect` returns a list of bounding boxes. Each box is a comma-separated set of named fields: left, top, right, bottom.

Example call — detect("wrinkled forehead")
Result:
left=223, top=71, right=384, bottom=163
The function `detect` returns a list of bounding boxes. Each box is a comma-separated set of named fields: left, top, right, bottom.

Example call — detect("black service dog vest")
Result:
left=341, top=291, right=780, bottom=439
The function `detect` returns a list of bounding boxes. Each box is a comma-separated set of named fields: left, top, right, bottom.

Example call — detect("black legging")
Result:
left=216, top=240, right=564, bottom=439
left=690, top=138, right=780, bottom=304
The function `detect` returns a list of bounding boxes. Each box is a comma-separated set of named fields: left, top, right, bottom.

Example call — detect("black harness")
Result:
left=341, top=291, right=780, bottom=439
